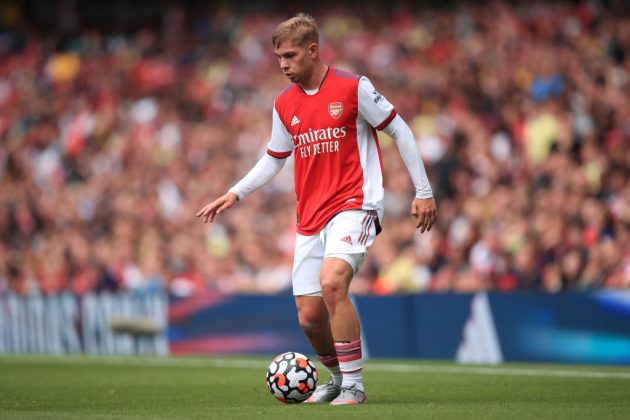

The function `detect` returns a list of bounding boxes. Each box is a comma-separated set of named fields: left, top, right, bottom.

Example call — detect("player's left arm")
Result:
left=358, top=77, right=437, bottom=233
left=382, top=115, right=437, bottom=233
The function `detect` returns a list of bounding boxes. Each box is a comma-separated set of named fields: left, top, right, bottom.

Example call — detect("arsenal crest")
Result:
left=328, top=102, right=343, bottom=119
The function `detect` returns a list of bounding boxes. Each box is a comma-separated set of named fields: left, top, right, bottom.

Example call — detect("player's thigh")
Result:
left=292, top=233, right=325, bottom=296
left=323, top=209, right=379, bottom=274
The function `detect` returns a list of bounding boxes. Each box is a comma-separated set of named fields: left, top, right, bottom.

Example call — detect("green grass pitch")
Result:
left=1, top=355, right=629, bottom=419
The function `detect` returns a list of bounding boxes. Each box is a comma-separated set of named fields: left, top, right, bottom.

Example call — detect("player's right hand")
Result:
left=196, top=192, right=239, bottom=223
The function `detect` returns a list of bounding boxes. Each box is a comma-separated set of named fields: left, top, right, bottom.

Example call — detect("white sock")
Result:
left=317, top=354, right=343, bottom=386
left=335, top=340, right=364, bottom=392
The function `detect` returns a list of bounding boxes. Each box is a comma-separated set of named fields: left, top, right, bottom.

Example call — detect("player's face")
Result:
left=274, top=39, right=316, bottom=85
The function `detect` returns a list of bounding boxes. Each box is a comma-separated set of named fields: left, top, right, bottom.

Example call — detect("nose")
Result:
left=279, top=57, right=289, bottom=71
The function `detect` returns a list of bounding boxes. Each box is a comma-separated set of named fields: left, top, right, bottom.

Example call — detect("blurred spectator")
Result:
left=0, top=0, right=628, bottom=296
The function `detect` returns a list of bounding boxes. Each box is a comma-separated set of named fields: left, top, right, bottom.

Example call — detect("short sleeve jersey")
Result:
left=268, top=67, right=397, bottom=236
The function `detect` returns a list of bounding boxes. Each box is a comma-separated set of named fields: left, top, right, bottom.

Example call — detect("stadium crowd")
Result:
left=0, top=1, right=629, bottom=297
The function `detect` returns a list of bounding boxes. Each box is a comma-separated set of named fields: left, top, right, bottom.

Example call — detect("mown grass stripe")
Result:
left=2, top=355, right=630, bottom=380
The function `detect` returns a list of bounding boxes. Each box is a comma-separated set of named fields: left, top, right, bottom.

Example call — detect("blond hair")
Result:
left=272, top=13, right=319, bottom=48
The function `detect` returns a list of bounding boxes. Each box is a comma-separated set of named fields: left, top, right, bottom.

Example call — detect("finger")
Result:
left=211, top=200, right=230, bottom=222
left=426, top=211, right=437, bottom=231
left=422, top=211, right=433, bottom=232
left=209, top=208, right=219, bottom=222
left=217, top=201, right=231, bottom=215
left=196, top=207, right=208, bottom=221
left=198, top=200, right=223, bottom=222
left=197, top=203, right=216, bottom=217
left=203, top=204, right=220, bottom=223
left=416, top=213, right=426, bottom=230
left=201, top=208, right=211, bottom=223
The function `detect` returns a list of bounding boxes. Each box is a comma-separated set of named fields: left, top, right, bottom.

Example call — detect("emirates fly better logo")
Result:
left=292, top=102, right=347, bottom=158
left=328, top=102, right=343, bottom=119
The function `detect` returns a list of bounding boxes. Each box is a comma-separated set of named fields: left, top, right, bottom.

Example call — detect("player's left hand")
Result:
left=411, top=197, right=437, bottom=233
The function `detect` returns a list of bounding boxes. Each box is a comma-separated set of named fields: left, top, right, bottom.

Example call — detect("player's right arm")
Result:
left=196, top=105, right=294, bottom=223
left=357, top=77, right=437, bottom=233
left=195, top=152, right=287, bottom=223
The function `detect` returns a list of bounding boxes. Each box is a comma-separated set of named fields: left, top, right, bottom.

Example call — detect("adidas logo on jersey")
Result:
left=291, top=115, right=300, bottom=126
left=341, top=235, right=353, bottom=245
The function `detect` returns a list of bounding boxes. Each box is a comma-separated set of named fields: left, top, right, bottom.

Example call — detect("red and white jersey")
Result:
left=268, top=67, right=396, bottom=236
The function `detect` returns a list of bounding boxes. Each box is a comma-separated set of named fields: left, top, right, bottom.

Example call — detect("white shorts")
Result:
left=292, top=209, right=380, bottom=296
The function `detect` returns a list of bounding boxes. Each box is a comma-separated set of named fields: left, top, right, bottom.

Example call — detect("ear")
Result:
left=307, top=42, right=318, bottom=59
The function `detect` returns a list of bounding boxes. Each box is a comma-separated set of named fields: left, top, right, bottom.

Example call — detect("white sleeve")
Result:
left=228, top=104, right=292, bottom=200
left=382, top=114, right=434, bottom=199
left=228, top=153, right=287, bottom=200
left=267, top=105, right=294, bottom=158
left=358, top=76, right=397, bottom=130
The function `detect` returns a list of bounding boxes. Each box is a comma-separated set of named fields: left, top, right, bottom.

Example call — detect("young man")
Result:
left=197, top=13, right=437, bottom=405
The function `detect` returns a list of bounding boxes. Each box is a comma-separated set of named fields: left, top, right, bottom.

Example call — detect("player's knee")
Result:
left=320, top=260, right=352, bottom=307
left=298, top=317, right=322, bottom=334
left=297, top=306, right=326, bottom=333
left=320, top=277, right=346, bottom=306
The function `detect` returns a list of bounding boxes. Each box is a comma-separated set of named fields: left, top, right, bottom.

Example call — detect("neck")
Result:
left=299, top=62, right=328, bottom=91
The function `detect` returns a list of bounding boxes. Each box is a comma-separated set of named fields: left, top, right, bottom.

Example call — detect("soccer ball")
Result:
left=266, top=352, right=318, bottom=403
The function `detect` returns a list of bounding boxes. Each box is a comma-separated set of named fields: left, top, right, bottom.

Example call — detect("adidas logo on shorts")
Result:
left=341, top=235, right=353, bottom=245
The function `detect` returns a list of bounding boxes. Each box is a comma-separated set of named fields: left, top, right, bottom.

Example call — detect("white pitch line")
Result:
left=366, top=363, right=630, bottom=379
left=2, top=356, right=630, bottom=380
